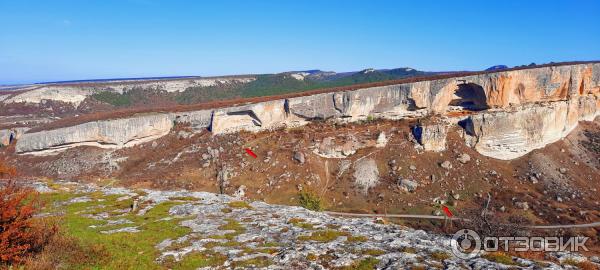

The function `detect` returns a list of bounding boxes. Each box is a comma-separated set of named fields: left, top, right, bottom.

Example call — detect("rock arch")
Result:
left=447, top=82, right=488, bottom=111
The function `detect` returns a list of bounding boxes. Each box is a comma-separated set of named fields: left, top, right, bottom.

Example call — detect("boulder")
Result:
left=353, top=158, right=379, bottom=194
left=440, top=161, right=453, bottom=170
left=398, top=179, right=419, bottom=192
left=375, top=132, right=388, bottom=148
left=412, top=120, right=448, bottom=152
left=457, top=153, right=471, bottom=164
left=293, top=151, right=305, bottom=164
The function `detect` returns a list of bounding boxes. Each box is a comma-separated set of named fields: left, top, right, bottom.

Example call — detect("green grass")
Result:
left=361, top=249, right=386, bottom=256
left=209, top=218, right=246, bottom=240
left=482, top=252, right=518, bottom=265
left=37, top=191, right=192, bottom=270
left=227, top=200, right=253, bottom=209
left=346, top=235, right=368, bottom=243
left=298, top=191, right=323, bottom=211
left=287, top=218, right=315, bottom=229
left=297, top=230, right=350, bottom=242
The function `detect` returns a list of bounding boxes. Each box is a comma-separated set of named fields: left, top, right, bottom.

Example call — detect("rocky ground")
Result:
left=30, top=180, right=600, bottom=269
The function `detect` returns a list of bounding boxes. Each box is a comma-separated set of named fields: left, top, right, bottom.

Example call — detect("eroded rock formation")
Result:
left=14, top=63, right=600, bottom=159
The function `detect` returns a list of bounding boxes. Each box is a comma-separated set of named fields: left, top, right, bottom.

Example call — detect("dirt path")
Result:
left=325, top=211, right=600, bottom=229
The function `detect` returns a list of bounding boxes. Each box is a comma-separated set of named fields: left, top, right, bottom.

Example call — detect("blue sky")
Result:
left=0, top=0, right=599, bottom=84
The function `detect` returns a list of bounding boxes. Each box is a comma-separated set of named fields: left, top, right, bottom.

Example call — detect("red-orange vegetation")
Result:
left=0, top=162, right=56, bottom=265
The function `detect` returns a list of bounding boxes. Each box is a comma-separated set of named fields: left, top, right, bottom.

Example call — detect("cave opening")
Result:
left=448, top=82, right=488, bottom=111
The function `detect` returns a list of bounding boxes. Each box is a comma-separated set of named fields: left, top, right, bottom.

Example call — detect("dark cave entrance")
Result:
left=448, top=82, right=488, bottom=111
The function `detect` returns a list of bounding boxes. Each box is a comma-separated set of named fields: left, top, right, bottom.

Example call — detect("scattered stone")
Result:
left=177, top=131, right=192, bottom=139
left=337, top=160, right=351, bottom=178
left=409, top=165, right=417, bottom=171
left=515, top=201, right=529, bottom=211
left=440, top=161, right=452, bottom=170
left=457, top=153, right=471, bottom=164
left=293, top=151, right=305, bottom=164
left=398, top=178, right=419, bottom=192
left=100, top=227, right=140, bottom=234
left=528, top=175, right=539, bottom=184
left=233, top=185, right=246, bottom=199
left=559, top=167, right=568, bottom=174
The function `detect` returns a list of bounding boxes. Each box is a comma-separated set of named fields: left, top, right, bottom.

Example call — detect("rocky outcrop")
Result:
left=462, top=96, right=599, bottom=160
left=412, top=119, right=448, bottom=152
left=0, top=127, right=28, bottom=146
left=16, top=114, right=174, bottom=155
left=14, top=62, right=600, bottom=157
left=210, top=100, right=288, bottom=134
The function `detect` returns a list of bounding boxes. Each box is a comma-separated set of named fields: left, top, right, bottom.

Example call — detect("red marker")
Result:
left=442, top=205, right=453, bottom=218
left=245, top=148, right=257, bottom=158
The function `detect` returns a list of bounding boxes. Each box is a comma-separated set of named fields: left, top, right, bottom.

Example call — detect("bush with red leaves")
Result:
left=0, top=162, right=56, bottom=265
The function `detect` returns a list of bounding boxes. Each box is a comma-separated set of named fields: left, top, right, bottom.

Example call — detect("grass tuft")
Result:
left=297, top=230, right=350, bottom=242
left=298, top=191, right=323, bottom=211
left=228, top=201, right=253, bottom=209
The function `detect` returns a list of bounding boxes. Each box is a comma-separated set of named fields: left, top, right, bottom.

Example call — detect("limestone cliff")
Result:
left=16, top=114, right=174, bottom=155
left=14, top=62, right=600, bottom=158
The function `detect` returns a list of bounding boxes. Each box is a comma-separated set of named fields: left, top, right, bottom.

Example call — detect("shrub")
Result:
left=0, top=161, right=17, bottom=178
left=0, top=180, right=56, bottom=265
left=298, top=191, right=323, bottom=211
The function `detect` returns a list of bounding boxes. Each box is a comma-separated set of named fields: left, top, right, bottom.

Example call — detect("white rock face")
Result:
left=210, top=100, right=288, bottom=134
left=465, top=97, right=599, bottom=160
left=289, top=72, right=310, bottom=80
left=0, top=127, right=29, bottom=146
left=413, top=120, right=448, bottom=152
left=16, top=114, right=174, bottom=155
left=5, top=87, right=94, bottom=106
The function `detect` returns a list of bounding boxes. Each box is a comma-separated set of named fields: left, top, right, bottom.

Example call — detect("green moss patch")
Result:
left=297, top=230, right=350, bottom=242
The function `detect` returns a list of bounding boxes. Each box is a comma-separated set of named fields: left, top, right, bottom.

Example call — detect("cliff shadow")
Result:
left=449, top=83, right=488, bottom=111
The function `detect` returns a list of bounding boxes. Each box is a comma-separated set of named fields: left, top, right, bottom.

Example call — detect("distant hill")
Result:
left=175, top=67, right=432, bottom=103
left=485, top=65, right=508, bottom=71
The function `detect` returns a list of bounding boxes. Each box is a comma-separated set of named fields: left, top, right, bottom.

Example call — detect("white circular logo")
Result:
left=451, top=229, right=481, bottom=259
